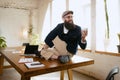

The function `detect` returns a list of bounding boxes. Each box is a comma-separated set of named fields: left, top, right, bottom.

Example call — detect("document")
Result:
left=24, top=61, right=44, bottom=68
left=18, top=58, right=33, bottom=63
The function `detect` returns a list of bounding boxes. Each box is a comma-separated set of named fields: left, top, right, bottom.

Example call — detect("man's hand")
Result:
left=42, top=44, right=49, bottom=49
left=81, top=28, right=88, bottom=43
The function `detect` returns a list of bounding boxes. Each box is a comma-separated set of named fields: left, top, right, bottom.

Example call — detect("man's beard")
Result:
left=64, top=21, right=75, bottom=30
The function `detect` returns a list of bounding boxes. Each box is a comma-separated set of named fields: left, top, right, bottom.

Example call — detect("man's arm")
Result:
left=44, top=24, right=61, bottom=48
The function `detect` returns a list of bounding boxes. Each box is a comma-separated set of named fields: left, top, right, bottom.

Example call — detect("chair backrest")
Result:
left=106, top=66, right=119, bottom=80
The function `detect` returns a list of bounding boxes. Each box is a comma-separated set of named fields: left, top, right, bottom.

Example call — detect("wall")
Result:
left=0, top=8, right=29, bottom=46
left=74, top=51, right=120, bottom=80
left=0, top=0, right=50, bottom=47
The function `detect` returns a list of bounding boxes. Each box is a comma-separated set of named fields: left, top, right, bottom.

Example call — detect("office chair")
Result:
left=106, top=66, right=119, bottom=80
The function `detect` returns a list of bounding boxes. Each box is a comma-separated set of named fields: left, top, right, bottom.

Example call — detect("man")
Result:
left=41, top=10, right=88, bottom=61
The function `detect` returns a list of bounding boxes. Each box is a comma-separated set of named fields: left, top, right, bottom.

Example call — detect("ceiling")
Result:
left=0, top=0, right=39, bottom=10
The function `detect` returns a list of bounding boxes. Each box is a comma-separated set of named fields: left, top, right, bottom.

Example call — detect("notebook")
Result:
left=24, top=61, right=44, bottom=68
left=23, top=45, right=39, bottom=56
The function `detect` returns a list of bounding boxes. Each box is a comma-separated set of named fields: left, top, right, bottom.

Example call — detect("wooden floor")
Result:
left=0, top=68, right=97, bottom=80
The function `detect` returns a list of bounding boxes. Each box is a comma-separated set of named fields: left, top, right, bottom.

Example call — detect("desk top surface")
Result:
left=0, top=47, right=94, bottom=77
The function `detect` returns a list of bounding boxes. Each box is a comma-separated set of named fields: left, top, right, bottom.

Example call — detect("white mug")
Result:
left=81, top=27, right=88, bottom=37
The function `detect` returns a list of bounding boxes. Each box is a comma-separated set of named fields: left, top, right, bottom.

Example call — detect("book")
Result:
left=24, top=61, right=44, bottom=68
left=18, top=58, right=33, bottom=63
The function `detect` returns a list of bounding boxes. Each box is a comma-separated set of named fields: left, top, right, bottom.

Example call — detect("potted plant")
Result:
left=117, top=33, right=120, bottom=53
left=0, top=36, right=7, bottom=48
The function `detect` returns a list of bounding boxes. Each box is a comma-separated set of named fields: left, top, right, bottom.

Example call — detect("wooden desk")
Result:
left=0, top=47, right=94, bottom=80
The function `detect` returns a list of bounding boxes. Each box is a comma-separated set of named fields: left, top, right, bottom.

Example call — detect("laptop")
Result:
left=23, top=45, right=39, bottom=56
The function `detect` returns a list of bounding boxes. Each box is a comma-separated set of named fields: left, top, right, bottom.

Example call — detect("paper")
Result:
left=18, top=58, right=33, bottom=63
left=24, top=61, right=44, bottom=68
left=12, top=51, right=22, bottom=54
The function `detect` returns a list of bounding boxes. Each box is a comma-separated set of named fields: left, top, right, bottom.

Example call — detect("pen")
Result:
left=31, top=63, right=41, bottom=66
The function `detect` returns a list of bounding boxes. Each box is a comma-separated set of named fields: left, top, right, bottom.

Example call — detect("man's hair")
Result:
left=62, top=10, right=73, bottom=18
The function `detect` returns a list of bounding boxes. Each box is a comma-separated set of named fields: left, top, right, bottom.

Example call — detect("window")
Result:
left=42, top=0, right=91, bottom=49
left=41, top=5, right=50, bottom=41
left=96, top=0, right=120, bottom=53
left=42, top=0, right=65, bottom=41
left=69, top=0, right=91, bottom=49
left=42, top=0, right=120, bottom=53
left=52, top=0, right=66, bottom=29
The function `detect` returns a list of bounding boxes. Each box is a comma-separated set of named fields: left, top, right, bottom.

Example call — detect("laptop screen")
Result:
left=24, top=45, right=39, bottom=54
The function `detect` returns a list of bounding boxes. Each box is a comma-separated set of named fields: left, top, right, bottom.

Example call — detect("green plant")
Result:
left=28, top=24, right=33, bottom=36
left=0, top=36, right=7, bottom=48
left=29, top=33, right=39, bottom=45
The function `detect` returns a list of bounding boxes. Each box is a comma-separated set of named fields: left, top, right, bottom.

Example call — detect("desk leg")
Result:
left=60, top=70, right=64, bottom=80
left=67, top=69, right=73, bottom=80
left=0, top=55, right=4, bottom=74
left=21, top=76, right=30, bottom=80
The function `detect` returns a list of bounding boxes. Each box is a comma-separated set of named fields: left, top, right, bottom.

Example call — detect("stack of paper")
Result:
left=18, top=58, right=33, bottom=63
left=24, top=61, right=44, bottom=68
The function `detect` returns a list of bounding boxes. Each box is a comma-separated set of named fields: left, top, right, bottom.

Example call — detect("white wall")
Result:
left=0, top=8, right=29, bottom=46
left=0, top=0, right=50, bottom=47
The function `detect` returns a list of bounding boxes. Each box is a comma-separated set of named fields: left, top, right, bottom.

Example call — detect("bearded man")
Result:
left=41, top=10, right=88, bottom=63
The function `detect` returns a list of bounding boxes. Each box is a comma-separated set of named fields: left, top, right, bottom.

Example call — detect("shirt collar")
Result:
left=64, top=26, right=69, bottom=34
